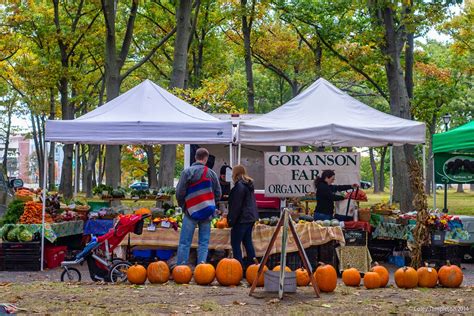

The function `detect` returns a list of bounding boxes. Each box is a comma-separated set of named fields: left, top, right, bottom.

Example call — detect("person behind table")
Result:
left=219, top=164, right=231, bottom=201
left=176, top=148, right=222, bottom=265
left=227, top=165, right=259, bottom=269
left=313, top=170, right=358, bottom=221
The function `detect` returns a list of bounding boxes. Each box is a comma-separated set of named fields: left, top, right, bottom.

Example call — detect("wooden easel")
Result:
left=249, top=209, right=320, bottom=299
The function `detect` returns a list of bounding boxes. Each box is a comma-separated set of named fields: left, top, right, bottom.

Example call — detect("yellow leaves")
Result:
left=414, top=62, right=451, bottom=82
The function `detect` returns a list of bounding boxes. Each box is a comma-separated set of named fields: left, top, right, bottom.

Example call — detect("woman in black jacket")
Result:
left=314, top=170, right=358, bottom=221
left=227, top=165, right=259, bottom=268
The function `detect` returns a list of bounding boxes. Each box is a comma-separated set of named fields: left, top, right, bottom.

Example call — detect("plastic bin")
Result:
left=45, top=245, right=68, bottom=269
left=132, top=249, right=155, bottom=259
left=156, top=249, right=174, bottom=260
left=264, top=271, right=296, bottom=293
left=87, top=201, right=110, bottom=212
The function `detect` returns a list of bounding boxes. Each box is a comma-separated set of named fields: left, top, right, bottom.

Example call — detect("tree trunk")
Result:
left=59, top=144, right=73, bottom=198
left=104, top=73, right=121, bottom=188
left=1, top=103, right=12, bottom=173
left=30, top=113, right=45, bottom=189
left=241, top=0, right=255, bottom=113
left=48, top=89, right=56, bottom=190
left=470, top=184, right=474, bottom=192
left=405, top=31, right=414, bottom=100
left=378, top=146, right=387, bottom=192
left=145, top=145, right=158, bottom=189
left=314, top=38, right=322, bottom=79
left=369, top=148, right=380, bottom=193
left=457, top=184, right=464, bottom=193
left=81, top=144, right=88, bottom=194
left=85, top=145, right=99, bottom=197
left=159, top=0, right=193, bottom=188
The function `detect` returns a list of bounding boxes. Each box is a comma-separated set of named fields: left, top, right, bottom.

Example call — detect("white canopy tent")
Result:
left=41, top=79, right=233, bottom=270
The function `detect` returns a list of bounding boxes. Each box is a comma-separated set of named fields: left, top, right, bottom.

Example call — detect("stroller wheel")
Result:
left=108, top=261, right=132, bottom=284
left=61, top=267, right=82, bottom=282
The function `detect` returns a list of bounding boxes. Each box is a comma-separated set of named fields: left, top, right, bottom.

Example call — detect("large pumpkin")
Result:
left=147, top=260, right=170, bottom=284
left=342, top=267, right=361, bottom=287
left=371, top=262, right=390, bottom=287
left=394, top=266, right=418, bottom=289
left=296, top=268, right=310, bottom=286
left=194, top=263, right=216, bottom=285
left=314, top=262, right=337, bottom=293
left=172, top=265, right=193, bottom=284
left=363, top=271, right=381, bottom=289
left=127, top=263, right=147, bottom=285
left=273, top=265, right=292, bottom=272
left=245, top=259, right=267, bottom=287
left=216, top=257, right=243, bottom=286
left=417, top=264, right=438, bottom=288
left=438, top=261, right=463, bottom=288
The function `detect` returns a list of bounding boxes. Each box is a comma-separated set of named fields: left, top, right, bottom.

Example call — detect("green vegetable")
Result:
left=1, top=224, right=15, bottom=241
left=0, top=200, right=25, bottom=226
left=17, top=225, right=33, bottom=242
left=7, top=226, right=20, bottom=242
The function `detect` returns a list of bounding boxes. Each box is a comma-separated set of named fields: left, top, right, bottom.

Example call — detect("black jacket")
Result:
left=227, top=180, right=259, bottom=227
left=315, top=182, right=353, bottom=216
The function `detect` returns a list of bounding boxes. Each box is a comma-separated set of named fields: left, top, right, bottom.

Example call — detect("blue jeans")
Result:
left=314, top=212, right=333, bottom=221
left=176, top=214, right=211, bottom=265
left=231, top=222, right=256, bottom=268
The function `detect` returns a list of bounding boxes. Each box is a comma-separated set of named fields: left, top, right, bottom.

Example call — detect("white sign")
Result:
left=264, top=152, right=361, bottom=197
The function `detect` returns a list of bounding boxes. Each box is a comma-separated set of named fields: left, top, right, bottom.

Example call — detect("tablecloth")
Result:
left=119, top=222, right=345, bottom=257
left=12, top=220, right=84, bottom=243
left=372, top=222, right=416, bottom=241
left=84, top=219, right=114, bottom=236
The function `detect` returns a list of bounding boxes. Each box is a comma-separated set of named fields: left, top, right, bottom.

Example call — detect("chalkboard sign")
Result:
left=343, top=229, right=367, bottom=246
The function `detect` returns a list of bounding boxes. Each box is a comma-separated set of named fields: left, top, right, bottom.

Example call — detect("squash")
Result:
left=394, top=266, right=418, bottom=289
left=216, top=218, right=229, bottom=229
left=417, top=263, right=438, bottom=288
left=216, top=257, right=243, bottom=286
left=272, top=265, right=292, bottom=272
left=371, top=262, right=389, bottom=287
left=127, top=263, right=147, bottom=285
left=438, top=261, right=463, bottom=288
left=363, top=271, right=381, bottom=289
left=147, top=260, right=170, bottom=284
left=172, top=265, right=193, bottom=284
left=342, top=266, right=361, bottom=287
left=194, top=263, right=216, bottom=285
left=245, top=258, right=267, bottom=287
left=295, top=268, right=310, bottom=286
left=314, top=262, right=337, bottom=293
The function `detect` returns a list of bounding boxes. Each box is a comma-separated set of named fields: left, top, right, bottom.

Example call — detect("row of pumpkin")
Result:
left=127, top=258, right=463, bottom=291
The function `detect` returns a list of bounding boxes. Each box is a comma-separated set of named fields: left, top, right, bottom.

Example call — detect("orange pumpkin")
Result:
left=371, top=262, right=389, bottom=287
left=394, top=266, right=418, bottom=289
left=438, top=261, right=463, bottom=288
left=363, top=271, right=381, bottom=289
left=194, top=263, right=216, bottom=285
left=172, top=265, right=193, bottom=284
left=245, top=258, right=267, bottom=287
left=134, top=208, right=152, bottom=216
left=216, top=257, right=243, bottom=286
left=417, top=263, right=438, bottom=288
left=272, top=265, right=292, bottom=272
left=296, top=268, right=310, bottom=286
left=147, top=260, right=170, bottom=284
left=216, top=218, right=229, bottom=229
left=342, top=267, right=361, bottom=287
left=127, top=263, right=147, bottom=285
left=314, top=262, right=337, bottom=293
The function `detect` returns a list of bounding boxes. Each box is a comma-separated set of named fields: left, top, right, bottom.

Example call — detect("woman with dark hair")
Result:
left=313, top=170, right=358, bottom=221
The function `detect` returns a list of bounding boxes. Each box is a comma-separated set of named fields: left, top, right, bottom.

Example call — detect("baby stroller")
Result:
left=60, top=214, right=149, bottom=283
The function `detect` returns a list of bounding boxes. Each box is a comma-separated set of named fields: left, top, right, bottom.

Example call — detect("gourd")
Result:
left=216, top=257, right=243, bottom=286
left=438, top=261, right=463, bottom=288
left=172, top=265, right=193, bottom=284
left=363, top=271, right=381, bottom=289
left=371, top=262, right=389, bottom=287
left=394, top=266, right=418, bottom=289
left=127, top=263, right=147, bottom=285
left=314, top=262, right=337, bottom=293
left=194, top=263, right=216, bottom=285
left=342, top=266, right=361, bottom=287
left=147, top=260, right=170, bottom=284
left=245, top=258, right=267, bottom=287
left=295, top=268, right=310, bottom=286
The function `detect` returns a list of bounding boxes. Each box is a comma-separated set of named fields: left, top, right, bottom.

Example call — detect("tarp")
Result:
left=433, top=121, right=474, bottom=154
left=237, top=78, right=426, bottom=146
left=45, top=79, right=233, bottom=144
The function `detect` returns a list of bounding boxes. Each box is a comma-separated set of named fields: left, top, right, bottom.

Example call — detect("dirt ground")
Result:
left=1, top=264, right=473, bottom=315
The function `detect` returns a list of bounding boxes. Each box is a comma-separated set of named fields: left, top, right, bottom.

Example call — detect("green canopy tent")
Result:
left=432, top=121, right=474, bottom=210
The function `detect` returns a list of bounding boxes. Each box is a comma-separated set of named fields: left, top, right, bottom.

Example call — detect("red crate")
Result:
left=44, top=245, right=67, bottom=269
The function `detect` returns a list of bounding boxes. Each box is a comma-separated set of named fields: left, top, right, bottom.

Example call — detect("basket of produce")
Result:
left=20, top=201, right=54, bottom=224
left=15, top=189, right=34, bottom=202
left=370, top=202, right=397, bottom=215
left=74, top=205, right=91, bottom=221
left=358, top=208, right=371, bottom=222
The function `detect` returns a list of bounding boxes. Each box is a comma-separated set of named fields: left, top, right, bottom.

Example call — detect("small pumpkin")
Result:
left=438, top=261, right=463, bottom=288
left=417, top=263, right=438, bottom=288
left=147, top=259, right=170, bottom=284
left=272, top=265, right=292, bottom=272
left=216, top=218, right=229, bottom=229
left=127, top=263, right=147, bottom=285
left=134, top=208, right=152, bottom=216
left=371, top=262, right=389, bottom=287
left=216, top=257, right=243, bottom=286
left=394, top=266, right=418, bottom=289
left=314, top=262, right=337, bottom=293
left=296, top=268, right=310, bottom=286
left=172, top=265, right=193, bottom=284
left=342, top=266, right=361, bottom=287
left=194, top=263, right=216, bottom=285
left=363, top=271, right=381, bottom=289
left=245, top=258, right=267, bottom=287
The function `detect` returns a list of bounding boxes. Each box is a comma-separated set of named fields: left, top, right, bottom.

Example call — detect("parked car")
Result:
left=436, top=184, right=444, bottom=190
left=360, top=180, right=372, bottom=189
left=129, top=182, right=149, bottom=191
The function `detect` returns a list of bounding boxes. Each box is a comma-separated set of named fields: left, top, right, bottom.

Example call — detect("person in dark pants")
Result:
left=313, top=170, right=358, bottom=221
left=227, top=165, right=259, bottom=269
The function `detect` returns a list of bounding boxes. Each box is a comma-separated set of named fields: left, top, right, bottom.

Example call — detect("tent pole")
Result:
left=74, top=143, right=79, bottom=197
left=41, top=142, right=49, bottom=271
left=229, top=143, right=233, bottom=168
left=237, top=143, right=241, bottom=165
left=433, top=155, right=436, bottom=210
left=389, top=146, right=393, bottom=205
left=422, top=145, right=426, bottom=188
left=184, top=144, right=190, bottom=168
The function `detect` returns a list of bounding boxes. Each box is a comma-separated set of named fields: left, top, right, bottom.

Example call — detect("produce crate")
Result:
left=343, top=229, right=368, bottom=246
left=422, top=245, right=461, bottom=268
left=0, top=242, right=41, bottom=271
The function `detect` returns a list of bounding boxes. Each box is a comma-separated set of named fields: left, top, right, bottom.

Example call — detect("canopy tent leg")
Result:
left=41, top=142, right=49, bottom=271
left=184, top=144, right=190, bottom=168
left=433, top=154, right=436, bottom=210
left=422, top=145, right=426, bottom=187
left=389, top=146, right=393, bottom=205
left=237, top=144, right=241, bottom=165
left=229, top=143, right=233, bottom=168
left=74, top=143, right=79, bottom=197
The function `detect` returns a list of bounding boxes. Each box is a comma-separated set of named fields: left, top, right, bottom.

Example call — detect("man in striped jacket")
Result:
left=176, top=148, right=221, bottom=265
